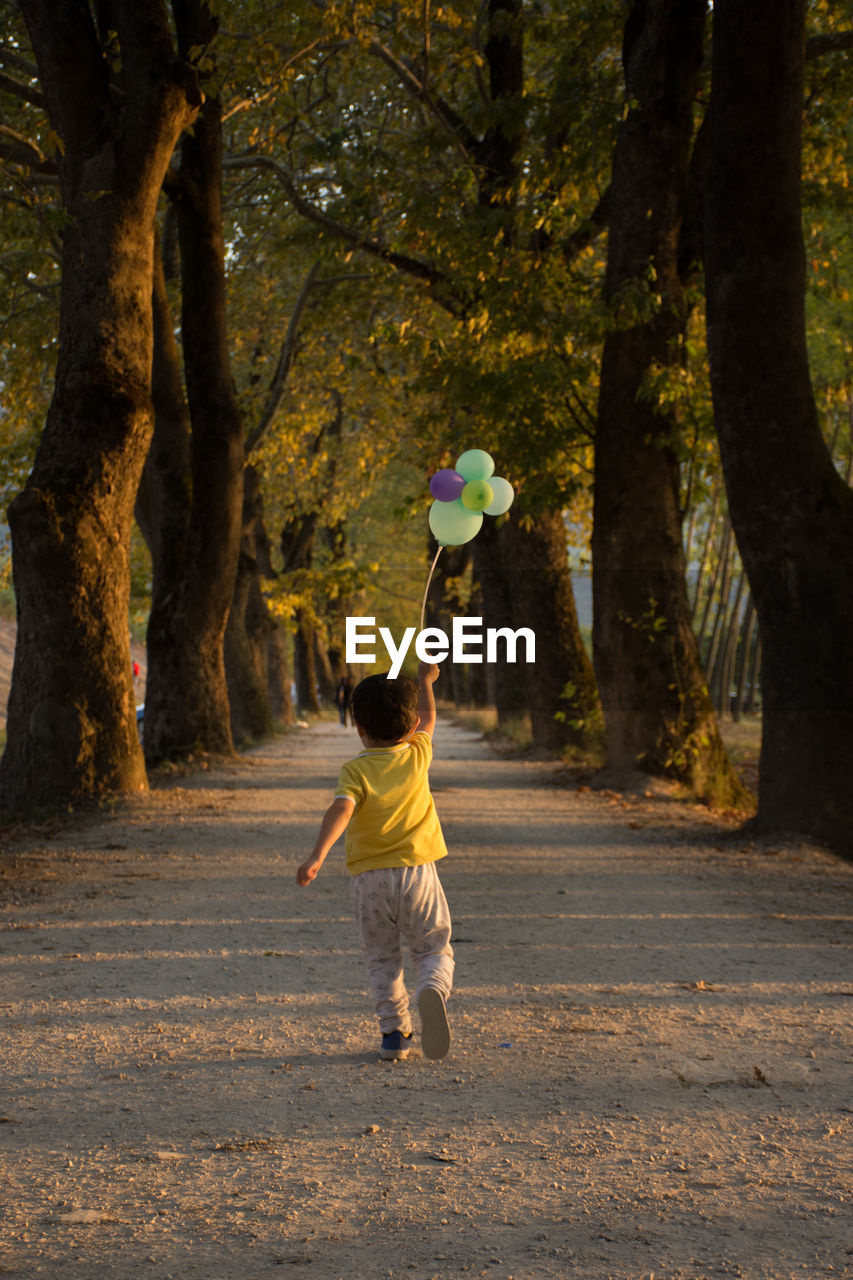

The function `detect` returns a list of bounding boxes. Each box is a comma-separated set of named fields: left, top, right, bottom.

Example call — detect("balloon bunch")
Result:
left=420, top=449, right=515, bottom=630
left=428, top=449, right=514, bottom=547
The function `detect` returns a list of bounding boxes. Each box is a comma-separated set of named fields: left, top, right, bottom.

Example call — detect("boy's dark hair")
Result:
left=351, top=673, right=419, bottom=742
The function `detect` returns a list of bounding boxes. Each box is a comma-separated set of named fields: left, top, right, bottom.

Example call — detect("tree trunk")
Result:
left=293, top=614, right=320, bottom=714
left=224, top=465, right=276, bottom=744
left=704, top=526, right=735, bottom=692
left=142, top=92, right=245, bottom=762
left=281, top=514, right=319, bottom=715
left=690, top=487, right=720, bottom=618
left=472, top=517, right=528, bottom=722
left=733, top=592, right=757, bottom=721
left=313, top=632, right=337, bottom=707
left=135, top=235, right=193, bottom=610
left=0, top=3, right=198, bottom=811
left=591, top=0, right=744, bottom=804
left=744, top=635, right=762, bottom=717
left=704, top=0, right=853, bottom=850
left=501, top=510, right=598, bottom=752
left=266, top=623, right=294, bottom=725
left=714, top=566, right=747, bottom=719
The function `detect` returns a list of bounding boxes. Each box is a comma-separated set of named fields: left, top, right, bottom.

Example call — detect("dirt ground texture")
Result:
left=1, top=716, right=852, bottom=1280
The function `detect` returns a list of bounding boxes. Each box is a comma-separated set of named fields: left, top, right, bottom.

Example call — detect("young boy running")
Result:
left=296, top=662, right=453, bottom=1061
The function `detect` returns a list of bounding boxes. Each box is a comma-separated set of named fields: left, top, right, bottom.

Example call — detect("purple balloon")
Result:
left=429, top=468, right=466, bottom=502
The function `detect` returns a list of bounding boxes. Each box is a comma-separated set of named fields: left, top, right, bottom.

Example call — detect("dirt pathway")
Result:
left=1, top=721, right=851, bottom=1280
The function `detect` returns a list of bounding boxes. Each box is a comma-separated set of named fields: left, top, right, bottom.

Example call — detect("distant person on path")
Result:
left=296, top=663, right=453, bottom=1061
left=335, top=674, right=353, bottom=726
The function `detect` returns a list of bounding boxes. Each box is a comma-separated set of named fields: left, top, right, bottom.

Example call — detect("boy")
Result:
left=296, top=662, right=453, bottom=1061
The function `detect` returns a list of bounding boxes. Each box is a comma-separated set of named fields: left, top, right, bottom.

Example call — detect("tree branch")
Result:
left=16, top=0, right=108, bottom=157
left=806, top=31, right=853, bottom=58
left=0, top=69, right=45, bottom=107
left=0, top=123, right=48, bottom=168
left=366, top=39, right=479, bottom=161
left=0, top=46, right=39, bottom=80
left=245, top=260, right=321, bottom=456
left=224, top=153, right=461, bottom=310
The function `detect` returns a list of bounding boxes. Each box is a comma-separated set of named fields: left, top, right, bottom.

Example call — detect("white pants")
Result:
left=349, top=862, right=454, bottom=1035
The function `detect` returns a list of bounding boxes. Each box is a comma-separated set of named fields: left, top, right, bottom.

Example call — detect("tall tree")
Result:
left=591, top=0, right=744, bottom=803
left=0, top=2, right=199, bottom=811
left=224, top=464, right=276, bottom=743
left=142, top=74, right=245, bottom=762
left=704, top=0, right=853, bottom=849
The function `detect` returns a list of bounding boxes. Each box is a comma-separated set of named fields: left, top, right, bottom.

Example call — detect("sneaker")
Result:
left=418, top=987, right=451, bottom=1060
left=379, top=1030, right=412, bottom=1061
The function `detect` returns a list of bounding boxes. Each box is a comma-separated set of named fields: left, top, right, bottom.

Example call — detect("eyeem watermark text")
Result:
left=345, top=616, right=536, bottom=679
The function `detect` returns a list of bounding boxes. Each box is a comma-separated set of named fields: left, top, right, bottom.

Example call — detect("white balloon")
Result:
left=483, top=476, right=514, bottom=516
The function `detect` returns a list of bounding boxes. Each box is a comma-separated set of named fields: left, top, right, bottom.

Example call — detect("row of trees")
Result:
left=0, top=1, right=851, bottom=852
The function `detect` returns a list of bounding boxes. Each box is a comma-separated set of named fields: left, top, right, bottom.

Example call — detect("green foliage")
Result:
left=802, top=0, right=853, bottom=479
left=212, top=0, right=623, bottom=535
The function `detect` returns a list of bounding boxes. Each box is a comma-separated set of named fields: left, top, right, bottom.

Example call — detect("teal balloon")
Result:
left=429, top=498, right=483, bottom=546
left=456, top=449, right=495, bottom=482
left=483, top=475, right=514, bottom=516
left=461, top=478, right=494, bottom=512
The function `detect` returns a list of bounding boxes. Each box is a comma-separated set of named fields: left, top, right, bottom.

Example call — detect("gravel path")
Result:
left=1, top=720, right=851, bottom=1280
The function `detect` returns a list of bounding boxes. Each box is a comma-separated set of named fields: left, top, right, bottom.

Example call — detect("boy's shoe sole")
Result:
left=418, top=987, right=451, bottom=1060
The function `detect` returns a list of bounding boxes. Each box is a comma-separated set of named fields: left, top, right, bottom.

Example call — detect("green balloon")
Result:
left=483, top=475, right=514, bottom=516
left=461, top=479, right=494, bottom=512
left=456, top=449, right=495, bottom=482
left=429, top=498, right=483, bottom=546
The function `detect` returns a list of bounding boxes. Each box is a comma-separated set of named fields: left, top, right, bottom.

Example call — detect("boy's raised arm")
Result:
left=415, top=661, right=439, bottom=738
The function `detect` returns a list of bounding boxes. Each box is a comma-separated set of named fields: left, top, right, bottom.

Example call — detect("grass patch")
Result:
left=0, top=587, right=15, bottom=622
left=437, top=702, right=497, bottom=736
left=438, top=701, right=534, bottom=753
left=719, top=713, right=761, bottom=793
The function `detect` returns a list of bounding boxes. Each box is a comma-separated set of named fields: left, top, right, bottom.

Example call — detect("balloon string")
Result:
left=420, top=544, right=443, bottom=633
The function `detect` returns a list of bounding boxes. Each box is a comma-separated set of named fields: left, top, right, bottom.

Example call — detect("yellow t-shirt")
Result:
left=334, top=731, right=447, bottom=875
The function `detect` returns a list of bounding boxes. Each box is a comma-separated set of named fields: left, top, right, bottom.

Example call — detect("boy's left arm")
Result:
left=296, top=796, right=355, bottom=885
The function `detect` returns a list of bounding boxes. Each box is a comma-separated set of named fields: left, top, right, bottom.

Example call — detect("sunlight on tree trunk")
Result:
left=0, top=2, right=199, bottom=812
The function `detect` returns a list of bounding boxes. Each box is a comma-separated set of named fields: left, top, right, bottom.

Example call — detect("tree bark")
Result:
left=293, top=614, right=320, bottom=714
left=224, top=465, right=276, bottom=744
left=266, top=623, right=294, bottom=725
left=282, top=514, right=320, bottom=715
left=704, top=524, right=735, bottom=691
left=142, top=92, right=245, bottom=762
left=704, top=0, right=853, bottom=849
left=313, top=631, right=337, bottom=707
left=0, top=2, right=198, bottom=811
left=714, top=566, right=747, bottom=719
left=591, top=0, right=744, bottom=804
left=733, top=593, right=757, bottom=722
left=473, top=516, right=533, bottom=723
left=135, top=234, right=193, bottom=609
left=501, top=510, right=598, bottom=752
